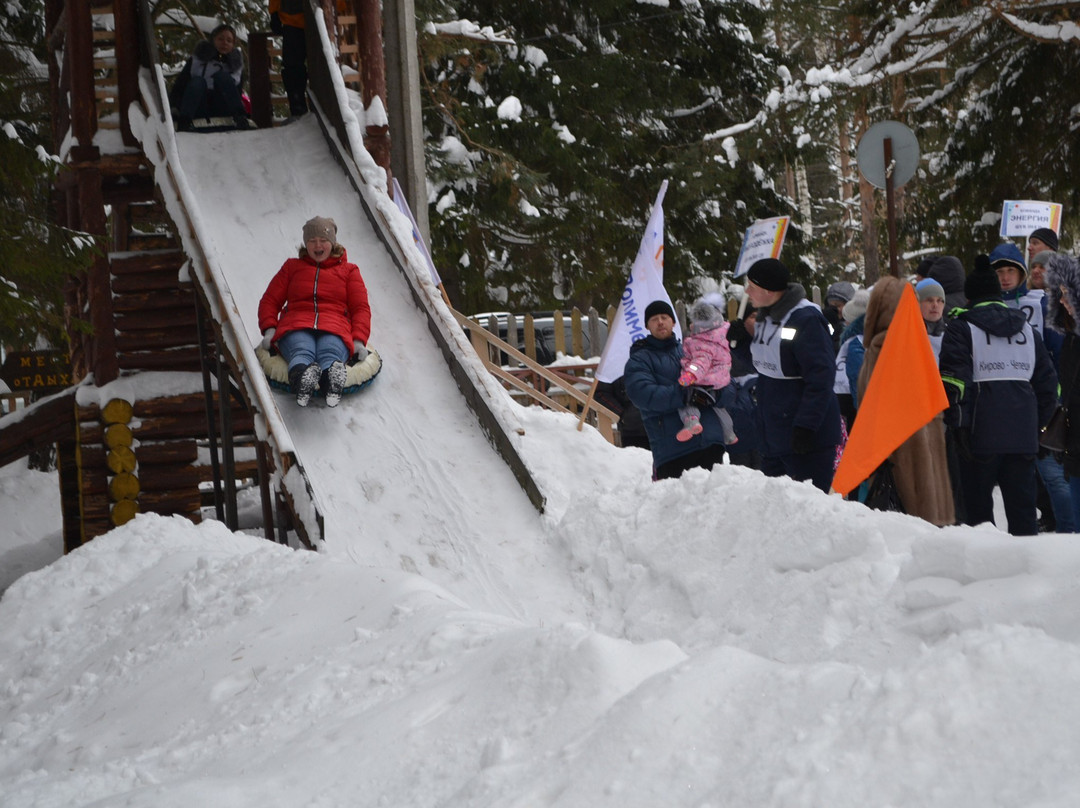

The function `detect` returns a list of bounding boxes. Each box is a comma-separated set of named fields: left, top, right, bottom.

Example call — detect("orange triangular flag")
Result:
left=832, top=284, right=948, bottom=496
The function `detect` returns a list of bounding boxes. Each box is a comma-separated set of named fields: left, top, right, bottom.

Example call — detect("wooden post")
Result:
left=384, top=0, right=429, bottom=246
left=113, top=0, right=139, bottom=147
left=357, top=0, right=391, bottom=182
left=884, top=136, right=899, bottom=277
left=217, top=354, right=239, bottom=530
left=195, top=301, right=224, bottom=522
left=66, top=0, right=99, bottom=161
left=249, top=32, right=273, bottom=129
left=79, top=168, right=118, bottom=384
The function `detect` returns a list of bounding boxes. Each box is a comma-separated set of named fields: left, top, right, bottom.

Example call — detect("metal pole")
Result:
left=884, top=136, right=899, bottom=277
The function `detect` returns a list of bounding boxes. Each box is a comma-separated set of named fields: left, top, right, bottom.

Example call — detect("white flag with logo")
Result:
left=392, top=177, right=442, bottom=286
left=595, top=180, right=679, bottom=384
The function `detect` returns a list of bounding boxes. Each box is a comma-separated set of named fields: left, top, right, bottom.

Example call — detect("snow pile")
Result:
left=6, top=414, right=1080, bottom=806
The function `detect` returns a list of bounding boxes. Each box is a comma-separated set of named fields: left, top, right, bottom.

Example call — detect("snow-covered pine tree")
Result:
left=0, top=1, right=95, bottom=349
left=417, top=0, right=791, bottom=314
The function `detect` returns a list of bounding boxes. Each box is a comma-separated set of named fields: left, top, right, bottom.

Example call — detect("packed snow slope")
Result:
left=6, top=429, right=1080, bottom=806
left=5, top=121, right=1080, bottom=805
left=173, top=118, right=578, bottom=623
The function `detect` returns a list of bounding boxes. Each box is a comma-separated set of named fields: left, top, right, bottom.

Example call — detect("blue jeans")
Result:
left=277, top=329, right=349, bottom=373
left=1037, top=454, right=1075, bottom=532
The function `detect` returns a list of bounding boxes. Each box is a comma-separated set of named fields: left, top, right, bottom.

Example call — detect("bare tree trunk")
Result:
left=853, top=100, right=880, bottom=284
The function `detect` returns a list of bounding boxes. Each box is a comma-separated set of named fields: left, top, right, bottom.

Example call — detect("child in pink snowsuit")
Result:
left=677, top=298, right=738, bottom=444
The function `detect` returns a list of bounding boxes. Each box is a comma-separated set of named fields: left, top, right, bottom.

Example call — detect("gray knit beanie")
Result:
left=303, top=216, right=338, bottom=243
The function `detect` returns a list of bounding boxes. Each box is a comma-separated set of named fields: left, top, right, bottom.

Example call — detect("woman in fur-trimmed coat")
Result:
left=856, top=276, right=955, bottom=526
left=1042, top=253, right=1080, bottom=527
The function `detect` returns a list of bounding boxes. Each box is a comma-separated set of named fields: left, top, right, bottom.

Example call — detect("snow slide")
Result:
left=169, top=117, right=580, bottom=625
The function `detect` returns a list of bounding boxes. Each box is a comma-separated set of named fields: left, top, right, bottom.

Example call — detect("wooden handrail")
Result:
left=453, top=309, right=619, bottom=443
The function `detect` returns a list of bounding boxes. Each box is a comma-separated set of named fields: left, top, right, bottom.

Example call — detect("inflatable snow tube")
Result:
left=256, top=345, right=382, bottom=398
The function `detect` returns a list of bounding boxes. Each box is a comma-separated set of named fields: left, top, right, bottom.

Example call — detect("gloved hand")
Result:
left=678, top=371, right=697, bottom=387
left=943, top=405, right=962, bottom=429
left=260, top=328, right=275, bottom=351
left=353, top=340, right=369, bottom=362
left=727, top=319, right=750, bottom=346
left=791, top=426, right=815, bottom=455
left=950, top=427, right=974, bottom=462
left=269, top=10, right=283, bottom=35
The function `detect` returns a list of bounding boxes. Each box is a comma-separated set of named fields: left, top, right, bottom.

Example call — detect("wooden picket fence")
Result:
left=1, top=392, right=31, bottom=416
left=469, top=284, right=829, bottom=367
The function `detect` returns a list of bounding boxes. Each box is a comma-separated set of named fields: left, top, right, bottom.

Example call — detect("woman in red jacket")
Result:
left=258, top=216, right=371, bottom=407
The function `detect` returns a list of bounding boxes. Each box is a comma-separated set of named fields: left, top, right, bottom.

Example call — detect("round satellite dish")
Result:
left=856, top=121, right=920, bottom=189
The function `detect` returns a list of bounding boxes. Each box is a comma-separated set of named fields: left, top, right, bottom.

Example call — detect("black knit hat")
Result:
left=965, top=255, right=1002, bottom=303
left=643, top=300, right=675, bottom=323
left=746, top=258, right=790, bottom=292
left=1029, top=227, right=1059, bottom=252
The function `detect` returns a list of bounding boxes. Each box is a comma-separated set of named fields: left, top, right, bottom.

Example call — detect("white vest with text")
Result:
left=751, top=298, right=818, bottom=380
left=969, top=321, right=1036, bottom=383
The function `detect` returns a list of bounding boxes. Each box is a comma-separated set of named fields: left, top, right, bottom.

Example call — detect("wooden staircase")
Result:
left=5, top=0, right=395, bottom=551
left=65, top=195, right=264, bottom=549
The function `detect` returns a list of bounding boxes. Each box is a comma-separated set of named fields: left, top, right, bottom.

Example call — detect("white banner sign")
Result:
left=1000, top=200, right=1062, bottom=238
left=595, top=180, right=679, bottom=384
left=733, top=216, right=790, bottom=279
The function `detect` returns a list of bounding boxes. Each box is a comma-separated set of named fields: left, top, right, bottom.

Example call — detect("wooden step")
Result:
left=114, top=326, right=199, bottom=353
left=110, top=250, right=187, bottom=293
left=110, top=249, right=185, bottom=273
left=125, top=233, right=178, bottom=252
left=125, top=201, right=171, bottom=224
left=111, top=270, right=185, bottom=293
left=112, top=288, right=196, bottom=314
left=116, top=348, right=204, bottom=374
left=115, top=306, right=196, bottom=332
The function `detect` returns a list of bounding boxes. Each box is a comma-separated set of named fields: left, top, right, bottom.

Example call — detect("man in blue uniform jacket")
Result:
left=744, top=258, right=841, bottom=493
left=625, top=300, right=728, bottom=480
left=939, top=255, right=1058, bottom=535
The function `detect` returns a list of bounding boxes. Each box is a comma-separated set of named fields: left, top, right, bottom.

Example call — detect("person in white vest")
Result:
left=939, top=256, right=1058, bottom=535
left=834, top=288, right=870, bottom=432
left=914, top=278, right=947, bottom=362
left=745, top=258, right=841, bottom=493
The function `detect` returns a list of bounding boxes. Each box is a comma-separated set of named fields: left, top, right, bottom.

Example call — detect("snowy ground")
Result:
left=4, top=414, right=1080, bottom=807
left=4, top=116, right=1080, bottom=806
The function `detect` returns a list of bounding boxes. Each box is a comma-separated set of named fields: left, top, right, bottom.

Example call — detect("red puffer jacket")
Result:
left=258, top=247, right=371, bottom=352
